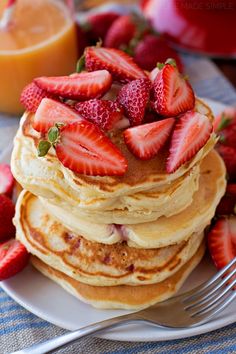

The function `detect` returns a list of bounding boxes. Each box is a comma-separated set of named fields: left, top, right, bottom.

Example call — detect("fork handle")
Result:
left=12, top=313, right=141, bottom=354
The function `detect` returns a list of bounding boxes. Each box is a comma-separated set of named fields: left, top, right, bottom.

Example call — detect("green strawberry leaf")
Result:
left=76, top=54, right=85, bottom=73
left=217, top=113, right=231, bottom=131
left=38, top=140, right=51, bottom=157
left=48, top=126, right=59, bottom=144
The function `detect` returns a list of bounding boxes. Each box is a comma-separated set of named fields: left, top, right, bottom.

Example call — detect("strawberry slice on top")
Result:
left=208, top=216, right=236, bottom=270
left=151, top=60, right=195, bottom=117
left=75, top=99, right=123, bottom=131
left=124, top=118, right=175, bottom=160
left=38, top=121, right=127, bottom=176
left=117, top=78, right=151, bottom=126
left=20, top=82, right=55, bottom=113
left=33, top=98, right=84, bottom=134
left=166, top=111, right=213, bottom=173
left=34, top=70, right=112, bottom=101
left=85, top=46, right=147, bottom=83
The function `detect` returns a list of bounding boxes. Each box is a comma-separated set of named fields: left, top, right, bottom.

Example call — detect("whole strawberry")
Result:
left=75, top=99, right=123, bottom=131
left=0, top=194, right=16, bottom=242
left=20, top=82, right=54, bottom=113
left=117, top=78, right=151, bottom=126
left=104, top=15, right=136, bottom=49
left=216, top=184, right=236, bottom=216
left=134, top=35, right=183, bottom=72
left=216, top=144, right=236, bottom=181
left=86, top=12, right=120, bottom=42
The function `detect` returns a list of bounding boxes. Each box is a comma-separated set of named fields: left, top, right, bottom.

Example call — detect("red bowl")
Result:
left=141, top=0, right=236, bottom=58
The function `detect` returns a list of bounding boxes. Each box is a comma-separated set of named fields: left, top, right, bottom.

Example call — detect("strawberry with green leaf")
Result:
left=38, top=121, right=127, bottom=176
left=151, top=59, right=195, bottom=117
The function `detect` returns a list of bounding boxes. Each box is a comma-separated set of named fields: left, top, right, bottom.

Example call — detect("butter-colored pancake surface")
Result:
left=30, top=242, right=205, bottom=310
left=32, top=150, right=226, bottom=248
left=11, top=98, right=216, bottom=216
left=14, top=189, right=205, bottom=286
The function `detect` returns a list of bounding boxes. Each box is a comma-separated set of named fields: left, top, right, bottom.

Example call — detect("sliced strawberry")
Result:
left=213, top=107, right=236, bottom=132
left=166, top=111, right=212, bottom=173
left=33, top=98, right=84, bottom=134
left=75, top=99, right=123, bottom=131
left=149, top=67, right=160, bottom=82
left=104, top=15, right=136, bottom=49
left=0, top=239, right=29, bottom=280
left=214, top=108, right=236, bottom=149
left=216, top=144, right=236, bottom=181
left=0, top=195, right=15, bottom=242
left=151, top=62, right=195, bottom=117
left=124, top=118, right=175, bottom=160
left=20, top=82, right=54, bottom=113
left=34, top=70, right=112, bottom=101
left=0, top=164, right=14, bottom=198
left=55, top=121, right=127, bottom=176
left=85, top=46, right=147, bottom=83
left=208, top=217, right=236, bottom=270
left=117, top=78, right=151, bottom=126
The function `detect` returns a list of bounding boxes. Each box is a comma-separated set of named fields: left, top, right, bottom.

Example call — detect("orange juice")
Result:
left=0, top=0, right=78, bottom=115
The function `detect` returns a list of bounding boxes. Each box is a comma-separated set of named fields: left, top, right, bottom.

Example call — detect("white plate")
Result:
left=1, top=99, right=236, bottom=341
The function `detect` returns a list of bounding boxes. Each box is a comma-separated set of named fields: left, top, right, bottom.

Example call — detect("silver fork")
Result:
left=13, top=257, right=236, bottom=354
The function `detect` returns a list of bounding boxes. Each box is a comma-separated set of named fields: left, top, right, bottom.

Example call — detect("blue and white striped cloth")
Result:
left=0, top=55, right=236, bottom=353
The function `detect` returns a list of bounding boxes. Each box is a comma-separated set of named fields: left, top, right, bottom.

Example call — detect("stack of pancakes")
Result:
left=12, top=98, right=226, bottom=310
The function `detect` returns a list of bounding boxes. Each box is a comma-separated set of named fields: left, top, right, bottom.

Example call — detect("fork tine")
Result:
left=184, top=266, right=236, bottom=310
left=189, top=290, right=236, bottom=326
left=189, top=277, right=236, bottom=316
left=182, top=257, right=236, bottom=303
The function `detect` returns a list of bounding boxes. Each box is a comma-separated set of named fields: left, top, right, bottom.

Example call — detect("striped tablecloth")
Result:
left=0, top=54, right=236, bottom=353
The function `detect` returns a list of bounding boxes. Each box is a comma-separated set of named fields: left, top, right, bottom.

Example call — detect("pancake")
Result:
left=38, top=150, right=226, bottom=248
left=41, top=163, right=200, bottom=224
left=30, top=242, right=205, bottom=310
left=14, top=190, right=205, bottom=286
left=11, top=98, right=216, bottom=215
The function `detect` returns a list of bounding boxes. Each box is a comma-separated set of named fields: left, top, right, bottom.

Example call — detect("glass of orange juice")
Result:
left=0, top=0, right=78, bottom=115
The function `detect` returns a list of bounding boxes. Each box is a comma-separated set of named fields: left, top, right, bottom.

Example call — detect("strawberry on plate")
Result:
left=0, top=164, right=14, bottom=198
left=151, top=60, right=195, bottom=117
left=216, top=144, right=236, bottom=181
left=124, top=118, right=175, bottom=160
left=117, top=78, right=151, bottom=126
left=208, top=216, right=236, bottom=270
left=75, top=99, right=123, bottom=131
left=104, top=15, right=136, bottom=49
left=33, top=98, right=84, bottom=134
left=166, top=111, right=213, bottom=173
left=214, top=107, right=236, bottom=149
left=134, top=35, right=183, bottom=72
left=0, top=195, right=15, bottom=242
left=34, top=70, right=112, bottom=101
left=216, top=184, right=236, bottom=216
left=85, top=46, right=147, bottom=83
left=20, top=82, right=54, bottom=113
left=38, top=121, right=127, bottom=176
left=0, top=239, right=29, bottom=280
